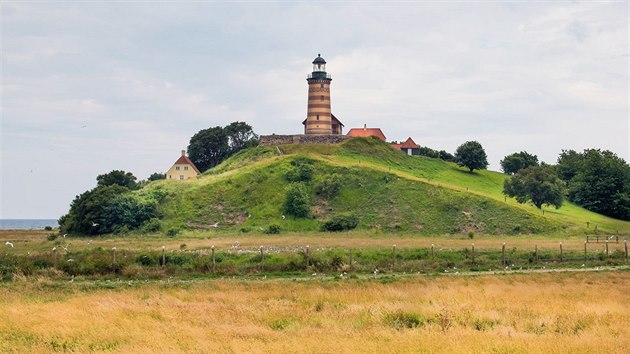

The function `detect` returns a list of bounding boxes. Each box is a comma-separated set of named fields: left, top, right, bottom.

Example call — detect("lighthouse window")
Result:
left=320, top=84, right=324, bottom=88
left=320, top=95, right=324, bottom=101
left=317, top=115, right=319, bottom=120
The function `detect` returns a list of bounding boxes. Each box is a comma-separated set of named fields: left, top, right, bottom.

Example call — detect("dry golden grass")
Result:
left=1, top=272, right=629, bottom=353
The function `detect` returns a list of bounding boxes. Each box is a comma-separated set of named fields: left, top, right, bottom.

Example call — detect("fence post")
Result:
left=211, top=245, right=216, bottom=273
left=625, top=240, right=628, bottom=262
left=606, top=240, right=609, bottom=257
left=112, top=247, right=117, bottom=264
left=259, top=246, right=264, bottom=271
left=349, top=248, right=353, bottom=271
left=161, top=246, right=165, bottom=267
left=471, top=243, right=475, bottom=264
left=305, top=245, right=310, bottom=268
left=431, top=244, right=435, bottom=260
left=392, top=244, right=396, bottom=271
left=559, top=242, right=563, bottom=262
left=584, top=241, right=587, bottom=262
left=534, top=244, right=538, bottom=264
left=52, top=247, right=57, bottom=268
left=502, top=243, right=506, bottom=267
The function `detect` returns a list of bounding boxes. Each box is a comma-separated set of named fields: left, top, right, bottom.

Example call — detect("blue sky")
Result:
left=1, top=1, right=628, bottom=218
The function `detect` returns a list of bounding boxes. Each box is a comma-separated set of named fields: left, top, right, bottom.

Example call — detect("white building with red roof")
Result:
left=167, top=150, right=201, bottom=180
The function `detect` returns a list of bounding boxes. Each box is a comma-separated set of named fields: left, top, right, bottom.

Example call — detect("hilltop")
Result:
left=141, top=137, right=630, bottom=235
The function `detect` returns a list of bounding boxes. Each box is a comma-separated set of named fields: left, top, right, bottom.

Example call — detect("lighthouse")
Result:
left=303, top=54, right=343, bottom=135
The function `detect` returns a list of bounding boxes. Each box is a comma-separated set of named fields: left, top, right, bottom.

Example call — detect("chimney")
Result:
left=181, top=150, right=186, bottom=156
left=363, top=124, right=367, bottom=130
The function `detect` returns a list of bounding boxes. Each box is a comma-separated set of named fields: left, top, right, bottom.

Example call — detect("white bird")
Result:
left=282, top=215, right=286, bottom=220
left=63, top=234, right=67, bottom=238
left=210, top=222, right=219, bottom=228
left=69, top=275, right=74, bottom=283
left=5, top=241, right=14, bottom=248
left=92, top=222, right=99, bottom=227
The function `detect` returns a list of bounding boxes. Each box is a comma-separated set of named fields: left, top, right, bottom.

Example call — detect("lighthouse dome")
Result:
left=312, top=54, right=326, bottom=64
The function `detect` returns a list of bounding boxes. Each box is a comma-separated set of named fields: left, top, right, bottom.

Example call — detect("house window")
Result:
left=320, top=95, right=324, bottom=101
left=175, top=166, right=180, bottom=170
left=180, top=175, right=184, bottom=180
left=169, top=175, right=171, bottom=179
left=184, top=166, right=189, bottom=171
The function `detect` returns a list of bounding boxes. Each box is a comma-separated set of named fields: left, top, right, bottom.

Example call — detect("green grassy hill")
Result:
left=142, top=137, right=630, bottom=235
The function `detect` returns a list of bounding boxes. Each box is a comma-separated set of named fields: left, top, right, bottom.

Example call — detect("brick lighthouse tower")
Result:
left=303, top=54, right=343, bottom=135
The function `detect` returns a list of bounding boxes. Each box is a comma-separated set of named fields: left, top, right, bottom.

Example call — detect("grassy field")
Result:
left=1, top=271, right=629, bottom=353
left=140, top=138, right=630, bottom=235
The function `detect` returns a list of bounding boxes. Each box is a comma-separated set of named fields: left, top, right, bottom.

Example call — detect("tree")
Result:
left=96, top=170, right=138, bottom=189
left=188, top=126, right=230, bottom=173
left=556, top=149, right=582, bottom=185
left=500, top=151, right=539, bottom=175
left=188, top=122, right=259, bottom=173
left=224, top=121, right=258, bottom=154
left=59, top=185, right=129, bottom=235
left=503, top=165, right=565, bottom=209
left=148, top=172, right=166, bottom=181
left=567, top=149, right=630, bottom=220
left=454, top=141, right=488, bottom=173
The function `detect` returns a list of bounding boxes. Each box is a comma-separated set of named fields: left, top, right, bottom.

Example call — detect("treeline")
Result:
left=501, top=150, right=630, bottom=221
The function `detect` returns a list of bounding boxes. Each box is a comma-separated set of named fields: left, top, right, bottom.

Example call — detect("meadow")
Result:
left=1, top=271, right=629, bottom=353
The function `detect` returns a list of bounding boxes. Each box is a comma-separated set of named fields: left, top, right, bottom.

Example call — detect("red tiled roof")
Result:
left=346, top=127, right=386, bottom=141
left=390, top=143, right=402, bottom=149
left=173, top=155, right=201, bottom=174
left=400, top=137, right=418, bottom=149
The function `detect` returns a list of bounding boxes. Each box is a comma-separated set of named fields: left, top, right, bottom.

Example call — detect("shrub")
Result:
left=315, top=174, right=342, bottom=199
left=320, top=214, right=359, bottom=232
left=285, top=159, right=314, bottom=182
left=166, top=228, right=180, bottom=237
left=44, top=226, right=53, bottom=231
left=265, top=224, right=281, bottom=234
left=385, top=311, right=426, bottom=329
left=142, top=218, right=161, bottom=233
left=47, top=233, right=58, bottom=241
left=284, top=183, right=311, bottom=217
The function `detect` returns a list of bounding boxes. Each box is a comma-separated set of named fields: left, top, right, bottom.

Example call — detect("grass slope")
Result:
left=143, top=137, right=630, bottom=235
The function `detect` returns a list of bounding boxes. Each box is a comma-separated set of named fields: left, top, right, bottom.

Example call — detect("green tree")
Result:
left=567, top=149, right=630, bottom=220
left=59, top=185, right=129, bottom=235
left=188, top=126, right=230, bottom=173
left=148, top=172, right=166, bottom=181
left=284, top=183, right=311, bottom=217
left=454, top=141, right=488, bottom=173
left=96, top=170, right=138, bottom=189
left=224, top=121, right=259, bottom=154
left=500, top=151, right=539, bottom=175
left=503, top=165, right=565, bottom=209
left=556, top=149, right=582, bottom=185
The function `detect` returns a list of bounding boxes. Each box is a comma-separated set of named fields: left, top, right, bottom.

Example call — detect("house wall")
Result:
left=166, top=164, right=199, bottom=180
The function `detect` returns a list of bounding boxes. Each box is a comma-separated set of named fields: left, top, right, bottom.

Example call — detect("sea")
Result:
left=0, top=219, right=59, bottom=230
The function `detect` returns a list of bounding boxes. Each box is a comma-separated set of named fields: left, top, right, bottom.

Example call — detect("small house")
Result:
left=346, top=124, right=387, bottom=141
left=167, top=150, right=200, bottom=180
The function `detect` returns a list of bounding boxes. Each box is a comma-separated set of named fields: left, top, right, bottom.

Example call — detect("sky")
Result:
left=1, top=1, right=628, bottom=219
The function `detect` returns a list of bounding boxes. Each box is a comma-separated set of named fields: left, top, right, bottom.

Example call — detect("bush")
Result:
left=47, top=233, right=58, bottom=241
left=315, top=174, right=342, bottom=199
left=265, top=224, right=281, bottom=234
left=142, top=218, right=161, bottom=233
left=320, top=214, right=359, bottom=232
left=166, top=228, right=180, bottom=237
left=44, top=226, right=53, bottom=231
left=385, top=311, right=426, bottom=329
left=285, top=160, right=314, bottom=182
left=284, top=183, right=311, bottom=217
